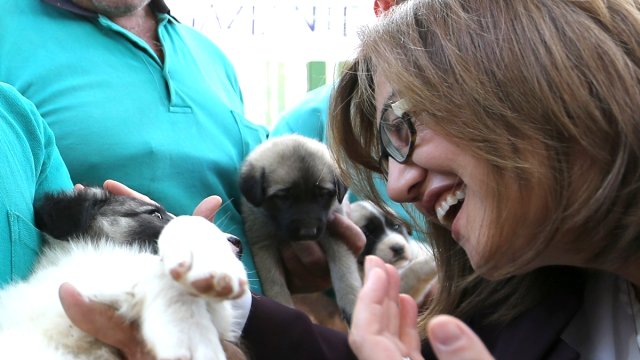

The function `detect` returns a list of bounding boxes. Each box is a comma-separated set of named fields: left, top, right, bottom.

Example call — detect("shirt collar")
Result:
left=41, top=0, right=170, bottom=18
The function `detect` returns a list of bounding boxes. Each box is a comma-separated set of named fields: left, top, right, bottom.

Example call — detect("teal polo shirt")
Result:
left=0, top=83, right=73, bottom=287
left=0, top=1, right=267, bottom=291
left=271, top=85, right=333, bottom=142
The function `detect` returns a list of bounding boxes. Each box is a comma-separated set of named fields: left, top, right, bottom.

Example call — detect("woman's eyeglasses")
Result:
left=379, top=99, right=416, bottom=164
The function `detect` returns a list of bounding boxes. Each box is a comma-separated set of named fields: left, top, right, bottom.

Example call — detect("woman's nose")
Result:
left=386, top=158, right=425, bottom=203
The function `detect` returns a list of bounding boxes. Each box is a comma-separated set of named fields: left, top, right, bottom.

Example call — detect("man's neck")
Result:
left=109, top=4, right=155, bottom=38
left=44, top=0, right=166, bottom=61
left=109, top=5, right=164, bottom=62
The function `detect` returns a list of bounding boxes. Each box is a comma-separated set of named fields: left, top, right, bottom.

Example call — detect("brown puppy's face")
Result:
left=261, top=179, right=339, bottom=242
left=242, top=162, right=344, bottom=243
left=239, top=136, right=347, bottom=244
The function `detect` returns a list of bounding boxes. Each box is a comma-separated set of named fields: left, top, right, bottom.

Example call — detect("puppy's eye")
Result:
left=145, top=209, right=163, bottom=219
left=391, top=224, right=401, bottom=232
left=316, top=188, right=334, bottom=200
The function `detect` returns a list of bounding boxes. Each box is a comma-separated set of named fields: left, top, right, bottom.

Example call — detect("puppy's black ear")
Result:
left=335, top=178, right=348, bottom=204
left=239, top=164, right=267, bottom=206
left=34, top=190, right=103, bottom=240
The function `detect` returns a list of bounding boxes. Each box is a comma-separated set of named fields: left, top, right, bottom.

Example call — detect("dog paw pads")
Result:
left=169, top=260, right=192, bottom=281
left=187, top=273, right=247, bottom=299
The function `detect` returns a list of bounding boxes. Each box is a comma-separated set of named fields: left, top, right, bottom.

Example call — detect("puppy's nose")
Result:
left=227, top=235, right=243, bottom=258
left=390, top=244, right=405, bottom=257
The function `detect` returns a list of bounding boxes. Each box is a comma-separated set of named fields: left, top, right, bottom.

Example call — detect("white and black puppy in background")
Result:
left=348, top=200, right=437, bottom=306
left=239, top=135, right=361, bottom=324
left=349, top=200, right=413, bottom=270
left=0, top=187, right=248, bottom=360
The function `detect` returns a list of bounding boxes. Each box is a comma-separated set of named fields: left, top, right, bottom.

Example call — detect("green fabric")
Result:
left=0, top=83, right=73, bottom=287
left=271, top=85, right=333, bottom=142
left=271, top=84, right=419, bottom=230
left=0, top=1, right=267, bottom=292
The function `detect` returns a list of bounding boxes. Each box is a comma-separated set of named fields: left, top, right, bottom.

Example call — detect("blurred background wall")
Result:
left=165, top=0, right=376, bottom=128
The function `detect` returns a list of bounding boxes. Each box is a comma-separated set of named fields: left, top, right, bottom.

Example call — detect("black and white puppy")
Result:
left=348, top=200, right=413, bottom=270
left=0, top=187, right=247, bottom=360
left=239, top=135, right=361, bottom=324
left=348, top=200, right=437, bottom=306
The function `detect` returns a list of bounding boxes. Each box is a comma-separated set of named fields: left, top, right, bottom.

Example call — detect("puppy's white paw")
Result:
left=158, top=216, right=248, bottom=300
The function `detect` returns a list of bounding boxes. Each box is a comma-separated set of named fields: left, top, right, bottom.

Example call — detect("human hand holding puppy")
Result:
left=58, top=180, right=364, bottom=358
left=282, top=211, right=366, bottom=293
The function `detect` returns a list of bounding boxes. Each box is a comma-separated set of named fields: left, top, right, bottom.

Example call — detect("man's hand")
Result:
left=281, top=212, right=366, bottom=293
left=59, top=283, right=154, bottom=359
left=102, top=180, right=223, bottom=221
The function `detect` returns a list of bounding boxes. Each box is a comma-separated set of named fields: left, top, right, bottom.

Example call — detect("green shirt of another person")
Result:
left=0, top=83, right=73, bottom=287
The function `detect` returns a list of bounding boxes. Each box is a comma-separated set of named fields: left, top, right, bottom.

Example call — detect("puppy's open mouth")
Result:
left=435, top=185, right=466, bottom=227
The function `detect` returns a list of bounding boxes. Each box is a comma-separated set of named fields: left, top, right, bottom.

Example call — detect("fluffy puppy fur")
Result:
left=0, top=188, right=248, bottom=360
left=349, top=200, right=437, bottom=306
left=239, top=135, right=361, bottom=323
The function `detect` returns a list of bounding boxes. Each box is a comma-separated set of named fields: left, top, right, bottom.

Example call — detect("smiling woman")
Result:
left=330, top=0, right=640, bottom=358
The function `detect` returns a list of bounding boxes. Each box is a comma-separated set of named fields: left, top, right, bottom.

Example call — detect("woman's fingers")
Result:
left=427, top=315, right=495, bottom=360
left=398, top=294, right=421, bottom=352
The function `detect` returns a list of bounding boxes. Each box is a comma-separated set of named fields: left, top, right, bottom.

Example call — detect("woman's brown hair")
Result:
left=330, top=0, right=640, bottom=328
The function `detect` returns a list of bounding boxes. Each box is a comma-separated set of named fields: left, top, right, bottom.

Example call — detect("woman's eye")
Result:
left=383, top=117, right=408, bottom=138
left=382, top=117, right=403, bottom=130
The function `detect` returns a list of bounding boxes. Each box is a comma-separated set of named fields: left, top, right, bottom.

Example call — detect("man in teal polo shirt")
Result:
left=0, top=0, right=272, bottom=291
left=0, top=83, right=73, bottom=287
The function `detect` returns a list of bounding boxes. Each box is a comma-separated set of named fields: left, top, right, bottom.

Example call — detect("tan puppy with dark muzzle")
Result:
left=239, top=135, right=361, bottom=324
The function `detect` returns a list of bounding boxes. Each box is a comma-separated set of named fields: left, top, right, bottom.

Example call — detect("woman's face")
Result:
left=374, top=74, right=553, bottom=272
left=375, top=75, right=493, bottom=266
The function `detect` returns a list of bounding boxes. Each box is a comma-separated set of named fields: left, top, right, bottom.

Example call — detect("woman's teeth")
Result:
left=436, top=187, right=466, bottom=225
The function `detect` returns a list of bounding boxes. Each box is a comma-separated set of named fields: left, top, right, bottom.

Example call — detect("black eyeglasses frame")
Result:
left=378, top=110, right=417, bottom=165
